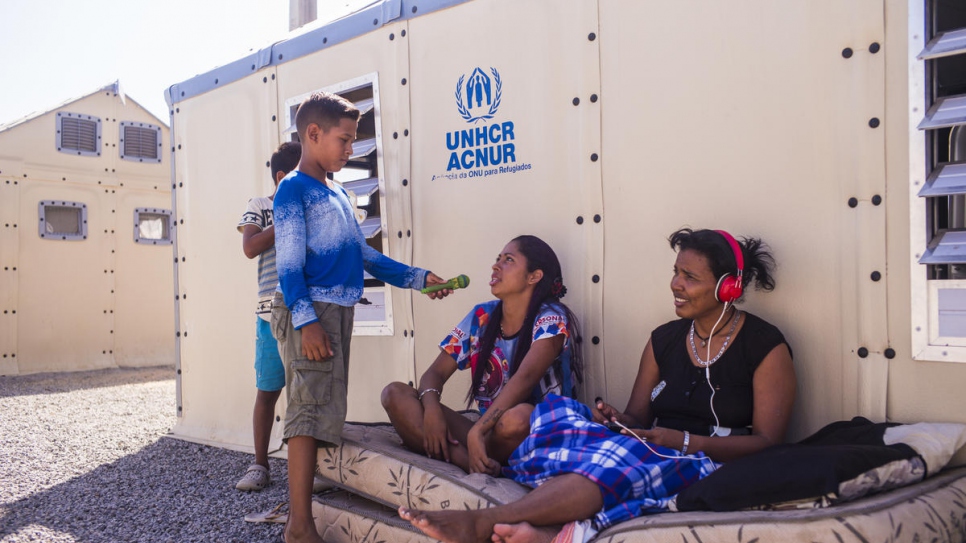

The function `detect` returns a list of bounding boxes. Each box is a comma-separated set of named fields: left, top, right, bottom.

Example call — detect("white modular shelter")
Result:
left=0, top=83, right=174, bottom=376
left=166, top=0, right=966, bottom=467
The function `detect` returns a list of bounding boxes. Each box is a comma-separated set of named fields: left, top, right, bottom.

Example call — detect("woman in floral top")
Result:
left=382, top=235, right=583, bottom=475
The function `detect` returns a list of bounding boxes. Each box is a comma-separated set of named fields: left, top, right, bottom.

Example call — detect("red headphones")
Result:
left=714, top=230, right=744, bottom=303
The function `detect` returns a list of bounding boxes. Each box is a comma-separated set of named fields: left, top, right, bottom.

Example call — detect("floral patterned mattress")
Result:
left=312, top=421, right=966, bottom=543
left=315, top=419, right=529, bottom=512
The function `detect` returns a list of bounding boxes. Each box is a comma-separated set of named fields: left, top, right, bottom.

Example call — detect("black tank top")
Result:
left=649, top=313, right=790, bottom=436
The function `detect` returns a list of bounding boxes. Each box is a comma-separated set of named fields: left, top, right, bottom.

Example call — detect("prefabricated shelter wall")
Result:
left=0, top=87, right=174, bottom=376
left=166, top=0, right=966, bottom=465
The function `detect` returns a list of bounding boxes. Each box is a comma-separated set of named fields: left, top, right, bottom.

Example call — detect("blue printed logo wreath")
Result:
left=455, top=67, right=502, bottom=124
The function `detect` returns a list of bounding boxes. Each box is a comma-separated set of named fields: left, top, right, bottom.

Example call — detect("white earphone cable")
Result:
left=607, top=418, right=717, bottom=470
left=704, top=302, right=730, bottom=436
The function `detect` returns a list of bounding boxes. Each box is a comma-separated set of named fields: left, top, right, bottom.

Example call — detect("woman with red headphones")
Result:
left=596, top=227, right=796, bottom=462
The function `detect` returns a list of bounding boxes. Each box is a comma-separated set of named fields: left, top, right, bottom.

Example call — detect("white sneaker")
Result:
left=236, top=464, right=271, bottom=491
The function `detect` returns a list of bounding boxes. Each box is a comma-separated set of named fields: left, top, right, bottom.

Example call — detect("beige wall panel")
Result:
left=0, top=101, right=171, bottom=190
left=16, top=182, right=115, bottom=373
left=408, top=0, right=605, bottom=408
left=599, top=0, right=885, bottom=440
left=884, top=0, right=966, bottom=465
left=0, top=93, right=168, bottom=191
left=113, top=188, right=175, bottom=367
left=0, top=176, right=20, bottom=374
left=172, top=71, right=279, bottom=447
left=0, top=158, right=24, bottom=179
left=2, top=93, right=117, bottom=180
left=275, top=20, right=422, bottom=422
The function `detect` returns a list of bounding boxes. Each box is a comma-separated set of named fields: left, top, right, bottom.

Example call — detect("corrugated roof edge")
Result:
left=164, top=0, right=471, bottom=108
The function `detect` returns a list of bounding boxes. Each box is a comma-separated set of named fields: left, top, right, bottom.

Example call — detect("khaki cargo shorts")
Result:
left=271, top=293, right=354, bottom=447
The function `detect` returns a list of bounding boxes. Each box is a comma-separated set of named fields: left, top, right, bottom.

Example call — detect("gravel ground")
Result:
left=0, top=366, right=289, bottom=543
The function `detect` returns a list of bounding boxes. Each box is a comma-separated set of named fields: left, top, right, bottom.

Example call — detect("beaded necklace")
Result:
left=689, top=311, right=742, bottom=367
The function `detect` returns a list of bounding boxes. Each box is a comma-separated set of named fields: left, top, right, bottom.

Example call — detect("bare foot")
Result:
left=491, top=522, right=556, bottom=543
left=399, top=506, right=491, bottom=543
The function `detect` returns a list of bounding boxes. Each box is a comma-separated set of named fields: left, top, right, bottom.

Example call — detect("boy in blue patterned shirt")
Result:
left=272, top=92, right=450, bottom=543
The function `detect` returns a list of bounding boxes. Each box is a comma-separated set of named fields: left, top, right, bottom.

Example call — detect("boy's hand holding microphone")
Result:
left=421, top=274, right=469, bottom=299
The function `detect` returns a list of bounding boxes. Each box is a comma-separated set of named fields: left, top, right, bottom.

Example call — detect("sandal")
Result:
left=244, top=502, right=289, bottom=524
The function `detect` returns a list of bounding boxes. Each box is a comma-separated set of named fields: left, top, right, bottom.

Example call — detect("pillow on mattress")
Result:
left=673, top=417, right=966, bottom=512
left=883, top=422, right=966, bottom=476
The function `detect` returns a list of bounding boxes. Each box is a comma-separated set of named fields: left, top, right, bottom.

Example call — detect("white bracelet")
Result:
left=418, top=388, right=441, bottom=401
left=681, top=431, right=691, bottom=455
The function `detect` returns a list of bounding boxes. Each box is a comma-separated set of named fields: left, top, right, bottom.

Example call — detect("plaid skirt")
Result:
left=504, top=394, right=719, bottom=529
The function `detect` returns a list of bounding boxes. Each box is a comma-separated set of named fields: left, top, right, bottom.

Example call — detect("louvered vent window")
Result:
left=283, top=75, right=391, bottom=334
left=913, top=0, right=966, bottom=351
left=918, top=1, right=966, bottom=273
left=56, top=112, right=101, bottom=156
left=120, top=122, right=162, bottom=163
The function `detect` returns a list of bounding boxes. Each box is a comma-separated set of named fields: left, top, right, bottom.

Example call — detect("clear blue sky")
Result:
left=0, top=0, right=359, bottom=125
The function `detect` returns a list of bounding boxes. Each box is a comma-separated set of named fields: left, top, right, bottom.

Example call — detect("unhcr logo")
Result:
left=456, top=67, right=501, bottom=123
left=435, top=66, right=532, bottom=177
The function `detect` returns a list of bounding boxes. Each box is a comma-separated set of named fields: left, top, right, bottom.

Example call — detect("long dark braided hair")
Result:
left=467, top=235, right=583, bottom=406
